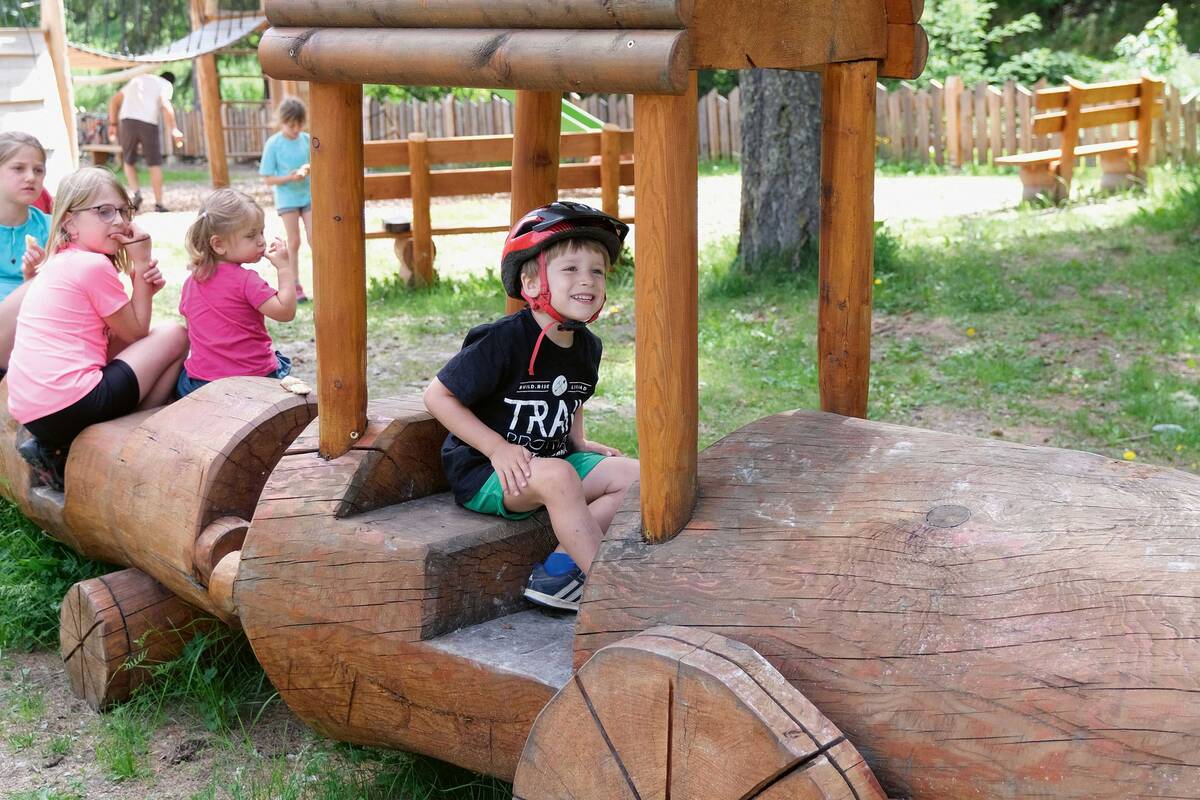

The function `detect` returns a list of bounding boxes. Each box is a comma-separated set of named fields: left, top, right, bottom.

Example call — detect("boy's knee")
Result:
left=531, top=457, right=582, bottom=494
left=613, top=456, right=640, bottom=488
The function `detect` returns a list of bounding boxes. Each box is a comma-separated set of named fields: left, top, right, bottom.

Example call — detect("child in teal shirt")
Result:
left=259, top=98, right=312, bottom=302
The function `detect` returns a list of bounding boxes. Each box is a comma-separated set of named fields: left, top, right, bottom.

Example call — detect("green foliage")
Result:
left=922, top=0, right=1042, bottom=85
left=365, top=85, right=494, bottom=103
left=1115, top=4, right=1186, bottom=75
left=698, top=70, right=739, bottom=96
left=991, top=47, right=1108, bottom=84
left=0, top=502, right=110, bottom=651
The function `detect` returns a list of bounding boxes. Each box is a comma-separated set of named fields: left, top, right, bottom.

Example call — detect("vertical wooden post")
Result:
left=634, top=73, right=698, bottom=542
left=819, top=61, right=877, bottom=419
left=1055, top=79, right=1084, bottom=201
left=191, top=0, right=228, bottom=187
left=944, top=75, right=962, bottom=167
left=1136, top=77, right=1158, bottom=176
left=310, top=82, right=366, bottom=459
left=508, top=91, right=561, bottom=314
left=600, top=123, right=621, bottom=219
left=407, top=132, right=435, bottom=287
left=40, top=0, right=78, bottom=166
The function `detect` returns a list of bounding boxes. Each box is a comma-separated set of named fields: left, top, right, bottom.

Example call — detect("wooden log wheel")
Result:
left=514, top=626, right=886, bottom=800
left=60, top=568, right=206, bottom=711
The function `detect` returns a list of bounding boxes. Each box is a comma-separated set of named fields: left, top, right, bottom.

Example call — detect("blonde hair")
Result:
left=276, top=97, right=307, bottom=126
left=45, top=167, right=134, bottom=274
left=520, top=237, right=611, bottom=285
left=0, top=131, right=46, bottom=168
left=185, top=188, right=265, bottom=281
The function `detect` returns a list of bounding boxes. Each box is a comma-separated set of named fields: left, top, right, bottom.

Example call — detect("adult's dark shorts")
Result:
left=118, top=118, right=163, bottom=167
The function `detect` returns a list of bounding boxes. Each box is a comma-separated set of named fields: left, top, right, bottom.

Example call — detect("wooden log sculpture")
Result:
left=60, top=568, right=206, bottom=711
left=0, top=377, right=316, bottom=623
left=237, top=396, right=571, bottom=778
left=514, top=625, right=886, bottom=800
left=575, top=409, right=1200, bottom=799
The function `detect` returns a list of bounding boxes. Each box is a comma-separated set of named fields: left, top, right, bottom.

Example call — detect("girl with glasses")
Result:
left=6, top=167, right=188, bottom=490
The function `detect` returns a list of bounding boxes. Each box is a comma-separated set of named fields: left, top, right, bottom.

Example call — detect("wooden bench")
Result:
left=362, top=123, right=635, bottom=286
left=81, top=142, right=122, bottom=167
left=995, top=77, right=1164, bottom=202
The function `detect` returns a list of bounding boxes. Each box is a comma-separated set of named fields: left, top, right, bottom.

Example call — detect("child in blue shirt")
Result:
left=0, top=132, right=51, bottom=377
left=259, top=97, right=312, bottom=302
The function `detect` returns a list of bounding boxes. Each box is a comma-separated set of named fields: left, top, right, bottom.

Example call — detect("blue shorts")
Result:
left=463, top=451, right=606, bottom=520
left=176, top=352, right=292, bottom=399
left=277, top=205, right=311, bottom=216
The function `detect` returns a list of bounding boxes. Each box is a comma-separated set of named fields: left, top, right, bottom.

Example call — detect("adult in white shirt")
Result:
left=107, top=70, right=184, bottom=213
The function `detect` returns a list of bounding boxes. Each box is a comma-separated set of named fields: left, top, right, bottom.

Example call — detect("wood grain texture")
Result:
left=1137, top=77, right=1159, bottom=174
left=689, top=0, right=885, bottom=70
left=263, top=0, right=694, bottom=29
left=0, top=378, right=315, bottom=620
left=191, top=0, right=228, bottom=187
left=238, top=397, right=565, bottom=778
left=259, top=28, right=690, bottom=95
left=406, top=133, right=435, bottom=287
left=818, top=61, right=877, bottom=418
left=576, top=408, right=1200, bottom=799
left=513, top=626, right=886, bottom=799
left=310, top=81, right=367, bottom=458
left=507, top=90, right=561, bottom=315
left=879, top=23, right=927, bottom=80
left=60, top=569, right=205, bottom=710
left=634, top=74, right=699, bottom=541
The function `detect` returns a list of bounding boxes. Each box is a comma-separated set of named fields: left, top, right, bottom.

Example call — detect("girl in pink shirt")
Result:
left=176, top=189, right=296, bottom=398
left=7, top=167, right=188, bottom=490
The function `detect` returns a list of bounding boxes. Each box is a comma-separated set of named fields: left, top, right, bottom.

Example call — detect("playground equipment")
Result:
left=994, top=76, right=1164, bottom=201
left=51, top=0, right=290, bottom=188
left=0, top=1, right=78, bottom=180
left=3, top=0, right=1198, bottom=797
left=365, top=125, right=633, bottom=285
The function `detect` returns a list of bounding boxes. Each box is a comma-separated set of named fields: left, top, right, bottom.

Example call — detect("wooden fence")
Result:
left=878, top=77, right=1199, bottom=167
left=163, top=79, right=1197, bottom=168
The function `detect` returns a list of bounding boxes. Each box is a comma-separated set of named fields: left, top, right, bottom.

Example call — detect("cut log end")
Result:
left=60, top=569, right=203, bottom=711
left=513, top=626, right=886, bottom=800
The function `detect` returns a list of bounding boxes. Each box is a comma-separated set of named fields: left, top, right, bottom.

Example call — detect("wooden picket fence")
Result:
left=878, top=77, right=1200, bottom=167
left=168, top=88, right=744, bottom=161
left=163, top=79, right=1199, bottom=169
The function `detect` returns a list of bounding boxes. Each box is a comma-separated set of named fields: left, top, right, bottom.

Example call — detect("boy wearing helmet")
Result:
left=423, top=202, right=640, bottom=612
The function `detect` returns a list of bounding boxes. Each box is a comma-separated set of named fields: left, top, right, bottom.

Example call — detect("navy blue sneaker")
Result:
left=18, top=438, right=66, bottom=492
left=524, top=563, right=586, bottom=612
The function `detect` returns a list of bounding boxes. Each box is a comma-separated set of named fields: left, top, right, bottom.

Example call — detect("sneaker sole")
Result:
left=523, top=586, right=581, bottom=612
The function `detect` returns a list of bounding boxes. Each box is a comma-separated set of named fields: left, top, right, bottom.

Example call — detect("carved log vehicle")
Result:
left=10, top=0, right=1199, bottom=797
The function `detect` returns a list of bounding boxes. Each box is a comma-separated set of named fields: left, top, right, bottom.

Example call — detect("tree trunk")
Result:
left=738, top=69, right=822, bottom=272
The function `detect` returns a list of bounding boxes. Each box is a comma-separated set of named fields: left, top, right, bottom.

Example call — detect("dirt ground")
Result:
left=1, top=170, right=1029, bottom=799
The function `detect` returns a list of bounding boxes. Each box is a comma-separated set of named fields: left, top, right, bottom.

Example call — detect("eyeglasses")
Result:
left=81, top=204, right=134, bottom=224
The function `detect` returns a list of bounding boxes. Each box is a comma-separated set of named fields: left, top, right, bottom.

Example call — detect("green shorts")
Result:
left=463, top=451, right=606, bottom=520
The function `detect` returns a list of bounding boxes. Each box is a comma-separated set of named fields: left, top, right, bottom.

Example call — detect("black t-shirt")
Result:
left=437, top=308, right=602, bottom=504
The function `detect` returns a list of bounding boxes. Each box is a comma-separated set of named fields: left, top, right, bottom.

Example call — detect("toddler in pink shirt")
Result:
left=176, top=189, right=297, bottom=398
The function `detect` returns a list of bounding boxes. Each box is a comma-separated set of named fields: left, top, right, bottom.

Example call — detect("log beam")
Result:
left=191, top=0, right=229, bottom=187
left=259, top=28, right=690, bottom=95
left=634, top=73, right=698, bottom=541
left=506, top=91, right=561, bottom=314
left=310, top=82, right=367, bottom=458
left=263, top=0, right=694, bottom=29
left=818, top=61, right=877, bottom=418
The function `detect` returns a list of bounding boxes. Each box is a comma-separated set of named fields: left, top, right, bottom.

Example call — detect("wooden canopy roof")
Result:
left=259, top=0, right=926, bottom=92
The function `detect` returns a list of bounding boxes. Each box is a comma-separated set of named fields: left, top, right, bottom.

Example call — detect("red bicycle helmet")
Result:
left=500, top=201, right=628, bottom=373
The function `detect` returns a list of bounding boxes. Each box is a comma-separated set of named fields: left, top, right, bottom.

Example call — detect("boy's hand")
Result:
left=21, top=236, right=44, bottom=279
left=264, top=237, right=291, bottom=270
left=489, top=442, right=533, bottom=496
left=297, top=163, right=310, bottom=178
left=579, top=439, right=622, bottom=457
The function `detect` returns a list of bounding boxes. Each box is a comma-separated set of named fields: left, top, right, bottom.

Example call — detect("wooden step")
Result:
left=240, top=397, right=567, bottom=778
